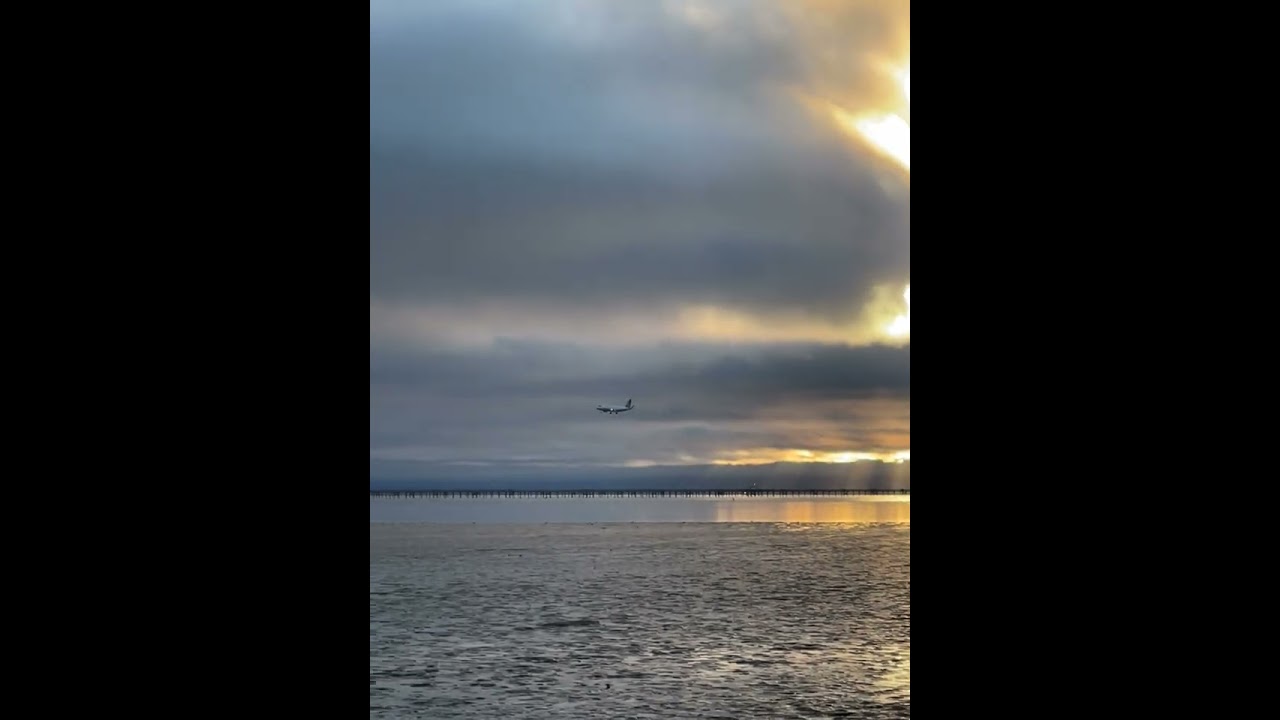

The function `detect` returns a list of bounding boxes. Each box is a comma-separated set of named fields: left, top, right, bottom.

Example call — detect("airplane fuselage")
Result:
left=596, top=399, right=634, bottom=414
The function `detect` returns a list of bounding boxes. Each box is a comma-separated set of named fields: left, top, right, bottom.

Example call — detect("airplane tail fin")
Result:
left=626, top=399, right=632, bottom=408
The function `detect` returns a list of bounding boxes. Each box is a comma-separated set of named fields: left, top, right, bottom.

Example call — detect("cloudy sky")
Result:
left=370, top=0, right=909, bottom=487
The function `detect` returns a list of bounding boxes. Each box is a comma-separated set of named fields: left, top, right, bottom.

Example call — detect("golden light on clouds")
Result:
left=708, top=447, right=909, bottom=466
left=829, top=61, right=910, bottom=172
left=677, top=292, right=912, bottom=346
left=623, top=459, right=660, bottom=468
left=374, top=297, right=912, bottom=348
left=845, top=113, right=910, bottom=170
left=852, top=64, right=908, bottom=339
left=675, top=305, right=885, bottom=345
left=666, top=0, right=721, bottom=31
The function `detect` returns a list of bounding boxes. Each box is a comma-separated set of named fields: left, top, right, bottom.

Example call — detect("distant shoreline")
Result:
left=370, top=489, right=909, bottom=498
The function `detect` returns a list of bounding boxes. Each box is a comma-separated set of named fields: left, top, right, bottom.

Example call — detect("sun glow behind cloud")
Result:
left=793, top=59, right=909, bottom=344
left=852, top=65, right=909, bottom=342
left=706, top=448, right=910, bottom=466
left=886, top=284, right=909, bottom=337
left=829, top=63, right=910, bottom=172
left=374, top=296, right=913, bottom=348
left=846, top=113, right=909, bottom=170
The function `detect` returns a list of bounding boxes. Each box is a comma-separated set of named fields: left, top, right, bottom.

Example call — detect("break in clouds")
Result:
left=371, top=0, right=910, bottom=486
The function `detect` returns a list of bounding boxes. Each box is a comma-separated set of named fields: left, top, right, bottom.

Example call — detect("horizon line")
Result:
left=370, top=488, right=910, bottom=495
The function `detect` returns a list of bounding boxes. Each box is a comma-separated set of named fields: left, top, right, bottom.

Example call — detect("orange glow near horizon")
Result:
left=707, top=448, right=910, bottom=466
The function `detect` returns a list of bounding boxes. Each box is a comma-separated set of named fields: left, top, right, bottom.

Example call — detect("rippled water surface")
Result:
left=371, top=502, right=909, bottom=719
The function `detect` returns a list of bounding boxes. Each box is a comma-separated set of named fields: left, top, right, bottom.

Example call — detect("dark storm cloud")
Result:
left=612, top=343, right=909, bottom=405
left=369, top=338, right=909, bottom=467
left=369, top=0, right=910, bottom=321
left=371, top=339, right=907, bottom=416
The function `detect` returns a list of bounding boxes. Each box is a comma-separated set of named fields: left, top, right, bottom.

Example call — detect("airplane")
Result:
left=596, top=398, right=634, bottom=414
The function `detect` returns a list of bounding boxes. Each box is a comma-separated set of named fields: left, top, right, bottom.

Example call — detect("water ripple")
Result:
left=372, top=522, right=910, bottom=719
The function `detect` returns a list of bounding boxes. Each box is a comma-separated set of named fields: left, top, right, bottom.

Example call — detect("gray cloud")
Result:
left=370, top=339, right=908, bottom=466
left=372, top=339, right=907, bottom=408
left=369, top=0, right=910, bottom=481
left=370, top=0, right=909, bottom=321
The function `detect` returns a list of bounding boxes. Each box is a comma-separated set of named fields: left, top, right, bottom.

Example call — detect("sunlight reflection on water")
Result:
left=370, top=496, right=910, bottom=524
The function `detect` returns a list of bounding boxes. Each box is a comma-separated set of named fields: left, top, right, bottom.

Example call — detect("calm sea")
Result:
left=371, top=497, right=910, bottom=718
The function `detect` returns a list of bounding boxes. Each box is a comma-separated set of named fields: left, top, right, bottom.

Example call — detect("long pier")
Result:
left=371, top=489, right=909, bottom=499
